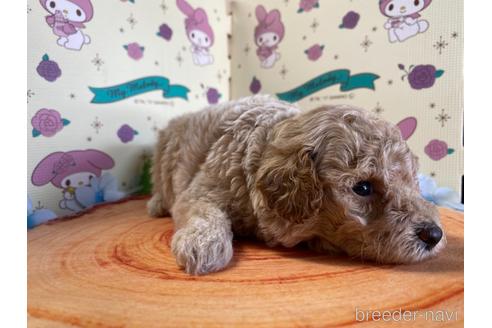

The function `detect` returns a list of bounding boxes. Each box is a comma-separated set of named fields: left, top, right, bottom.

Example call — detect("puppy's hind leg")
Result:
left=147, top=129, right=171, bottom=217
left=171, top=199, right=233, bottom=275
left=147, top=193, right=168, bottom=217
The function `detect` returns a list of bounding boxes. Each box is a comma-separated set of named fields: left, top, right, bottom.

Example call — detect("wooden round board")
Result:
left=28, top=198, right=464, bottom=327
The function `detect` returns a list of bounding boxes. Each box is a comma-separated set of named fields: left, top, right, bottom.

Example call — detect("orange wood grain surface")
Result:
left=28, top=198, right=464, bottom=327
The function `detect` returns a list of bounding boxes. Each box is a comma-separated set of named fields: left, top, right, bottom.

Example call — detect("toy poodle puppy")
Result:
left=148, top=95, right=445, bottom=275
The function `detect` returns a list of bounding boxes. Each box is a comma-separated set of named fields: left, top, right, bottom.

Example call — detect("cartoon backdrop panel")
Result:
left=28, top=0, right=463, bottom=221
left=27, top=0, right=231, bottom=217
left=230, top=0, right=463, bottom=194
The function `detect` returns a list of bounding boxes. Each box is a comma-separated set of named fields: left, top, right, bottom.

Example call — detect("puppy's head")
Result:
left=257, top=105, right=445, bottom=263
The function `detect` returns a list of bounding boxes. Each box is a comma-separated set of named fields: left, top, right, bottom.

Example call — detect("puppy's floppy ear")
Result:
left=256, top=144, right=323, bottom=223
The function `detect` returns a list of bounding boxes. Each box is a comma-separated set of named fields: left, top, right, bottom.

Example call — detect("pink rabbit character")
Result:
left=40, top=0, right=94, bottom=51
left=176, top=0, right=214, bottom=66
left=379, top=0, right=432, bottom=43
left=31, top=149, right=114, bottom=211
left=254, top=5, right=285, bottom=69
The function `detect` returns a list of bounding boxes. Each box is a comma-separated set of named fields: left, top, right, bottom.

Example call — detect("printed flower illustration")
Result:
left=297, top=0, right=319, bottom=13
left=157, top=23, right=173, bottom=41
left=124, top=42, right=145, bottom=60
left=339, top=11, right=360, bottom=29
left=399, top=64, right=444, bottom=90
left=250, top=77, right=262, bottom=94
left=117, top=124, right=139, bottom=143
left=206, top=88, right=221, bottom=104
left=305, top=44, right=324, bottom=61
left=31, top=108, right=70, bottom=138
left=36, top=54, right=61, bottom=82
left=424, top=139, right=454, bottom=161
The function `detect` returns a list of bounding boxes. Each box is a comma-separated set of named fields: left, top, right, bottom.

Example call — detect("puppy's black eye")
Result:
left=414, top=0, right=420, bottom=5
left=259, top=37, right=263, bottom=43
left=49, top=1, right=56, bottom=8
left=76, top=9, right=82, bottom=16
left=352, top=181, right=373, bottom=197
left=191, top=33, right=195, bottom=39
left=388, top=3, right=394, bottom=11
left=273, top=35, right=277, bottom=41
left=65, top=179, right=71, bottom=186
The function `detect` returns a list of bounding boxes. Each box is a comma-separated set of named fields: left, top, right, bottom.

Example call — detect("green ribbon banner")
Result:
left=89, top=76, right=190, bottom=104
left=276, top=69, right=380, bottom=102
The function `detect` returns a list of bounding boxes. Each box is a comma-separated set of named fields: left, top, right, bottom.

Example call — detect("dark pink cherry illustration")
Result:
left=124, top=42, right=145, bottom=60
left=206, top=88, right=221, bottom=104
left=157, top=23, right=173, bottom=41
left=305, top=44, right=325, bottom=61
left=250, top=77, right=262, bottom=94
left=117, top=124, right=138, bottom=143
left=339, top=11, right=360, bottom=29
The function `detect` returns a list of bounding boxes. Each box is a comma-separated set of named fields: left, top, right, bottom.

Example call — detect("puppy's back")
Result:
left=152, top=95, right=299, bottom=212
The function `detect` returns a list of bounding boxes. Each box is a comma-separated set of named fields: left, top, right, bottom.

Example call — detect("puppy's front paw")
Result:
left=171, top=219, right=233, bottom=275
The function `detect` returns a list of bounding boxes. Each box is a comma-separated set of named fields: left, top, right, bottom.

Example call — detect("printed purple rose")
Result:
left=207, top=88, right=221, bottom=104
left=339, top=11, right=360, bottom=29
left=125, top=42, right=145, bottom=60
left=298, top=0, right=319, bottom=13
left=36, top=54, right=61, bottom=82
left=117, top=124, right=138, bottom=143
left=31, top=108, right=65, bottom=137
left=158, top=23, right=173, bottom=41
left=425, top=139, right=454, bottom=161
left=305, top=44, right=324, bottom=61
left=250, top=77, right=262, bottom=94
left=408, top=65, right=444, bottom=90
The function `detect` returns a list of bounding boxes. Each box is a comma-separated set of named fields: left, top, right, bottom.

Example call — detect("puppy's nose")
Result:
left=417, top=224, right=442, bottom=248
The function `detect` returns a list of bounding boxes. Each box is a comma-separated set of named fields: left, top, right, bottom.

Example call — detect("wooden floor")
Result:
left=28, top=198, right=464, bottom=327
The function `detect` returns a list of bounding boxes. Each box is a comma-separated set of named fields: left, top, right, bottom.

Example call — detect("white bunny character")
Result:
left=380, top=0, right=432, bottom=43
left=40, top=0, right=94, bottom=51
left=177, top=0, right=215, bottom=66
left=254, top=5, right=285, bottom=69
